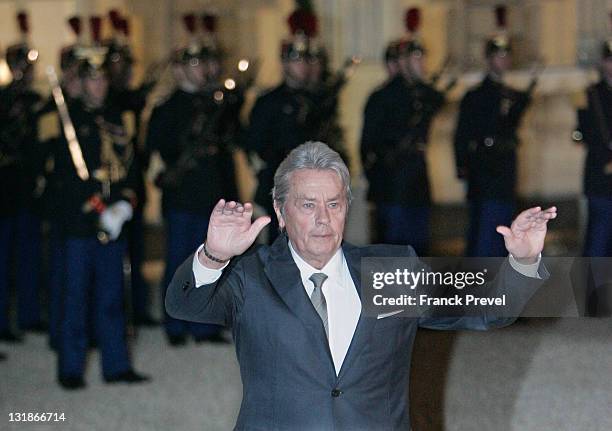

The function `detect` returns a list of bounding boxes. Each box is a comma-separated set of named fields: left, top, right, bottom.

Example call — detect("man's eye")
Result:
left=328, top=202, right=338, bottom=208
left=303, top=202, right=314, bottom=209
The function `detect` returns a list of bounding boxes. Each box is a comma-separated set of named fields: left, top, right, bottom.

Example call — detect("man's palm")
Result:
left=496, top=206, right=557, bottom=260
left=206, top=200, right=271, bottom=260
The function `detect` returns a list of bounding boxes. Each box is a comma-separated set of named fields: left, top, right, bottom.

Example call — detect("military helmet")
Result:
left=281, top=2, right=318, bottom=61
left=60, top=16, right=82, bottom=71
left=103, top=10, right=134, bottom=67
left=200, top=13, right=223, bottom=61
left=485, top=5, right=511, bottom=57
left=397, top=8, right=425, bottom=57
left=77, top=16, right=108, bottom=79
left=173, top=13, right=206, bottom=65
left=5, top=11, right=38, bottom=69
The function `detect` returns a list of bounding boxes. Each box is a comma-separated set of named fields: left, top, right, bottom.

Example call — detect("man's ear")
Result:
left=273, top=201, right=285, bottom=230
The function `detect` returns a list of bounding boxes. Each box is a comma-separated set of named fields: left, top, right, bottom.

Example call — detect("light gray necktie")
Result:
left=309, top=272, right=329, bottom=337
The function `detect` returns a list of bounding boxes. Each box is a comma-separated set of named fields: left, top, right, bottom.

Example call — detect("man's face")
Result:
left=274, top=169, right=348, bottom=269
left=488, top=52, right=511, bottom=75
left=284, top=58, right=309, bottom=86
left=83, top=75, right=109, bottom=108
left=398, top=52, right=424, bottom=81
left=601, top=57, right=612, bottom=81
left=175, top=61, right=207, bottom=90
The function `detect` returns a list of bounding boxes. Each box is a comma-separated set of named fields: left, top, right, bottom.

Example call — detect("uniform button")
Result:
left=182, top=282, right=190, bottom=291
left=484, top=137, right=494, bottom=147
left=331, top=388, right=342, bottom=397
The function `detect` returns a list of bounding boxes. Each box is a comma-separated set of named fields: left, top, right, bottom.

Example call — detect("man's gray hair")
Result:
left=272, top=141, right=352, bottom=211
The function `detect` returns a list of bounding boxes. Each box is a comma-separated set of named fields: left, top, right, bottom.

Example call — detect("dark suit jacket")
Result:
left=166, top=236, right=546, bottom=431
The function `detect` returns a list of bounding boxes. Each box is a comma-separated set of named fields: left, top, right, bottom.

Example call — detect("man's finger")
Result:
left=247, top=216, right=271, bottom=241
left=213, top=199, right=226, bottom=214
left=496, top=225, right=512, bottom=238
left=243, top=202, right=254, bottom=217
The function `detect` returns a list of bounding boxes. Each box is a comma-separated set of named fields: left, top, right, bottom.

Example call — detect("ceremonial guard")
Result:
left=0, top=11, right=45, bottom=342
left=104, top=9, right=157, bottom=326
left=573, top=20, right=612, bottom=316
left=575, top=21, right=612, bottom=258
left=305, top=40, right=356, bottom=169
left=49, top=17, right=149, bottom=388
left=360, top=8, right=445, bottom=254
left=147, top=13, right=240, bottom=345
left=453, top=6, right=536, bottom=257
left=246, top=1, right=326, bottom=242
left=45, top=16, right=86, bottom=350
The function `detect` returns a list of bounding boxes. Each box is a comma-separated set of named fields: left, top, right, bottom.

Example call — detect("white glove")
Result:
left=99, top=201, right=133, bottom=241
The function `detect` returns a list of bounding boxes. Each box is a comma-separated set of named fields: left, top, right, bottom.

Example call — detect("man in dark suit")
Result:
left=166, top=142, right=556, bottom=430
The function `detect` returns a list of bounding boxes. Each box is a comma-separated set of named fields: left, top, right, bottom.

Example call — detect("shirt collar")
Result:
left=288, top=240, right=345, bottom=292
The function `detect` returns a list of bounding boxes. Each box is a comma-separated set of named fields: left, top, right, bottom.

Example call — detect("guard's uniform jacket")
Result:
left=51, top=99, right=138, bottom=238
left=147, top=88, right=239, bottom=215
left=454, top=75, right=531, bottom=202
left=0, top=83, right=44, bottom=216
left=361, top=75, right=444, bottom=206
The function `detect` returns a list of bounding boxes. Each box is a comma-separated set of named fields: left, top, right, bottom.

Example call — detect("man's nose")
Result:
left=315, top=205, right=331, bottom=225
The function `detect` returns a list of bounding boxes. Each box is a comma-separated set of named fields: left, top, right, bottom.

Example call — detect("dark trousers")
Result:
left=47, top=224, right=65, bottom=349
left=584, top=196, right=612, bottom=257
left=127, top=209, right=151, bottom=320
left=59, top=238, right=130, bottom=378
left=162, top=209, right=222, bottom=338
left=467, top=200, right=514, bottom=257
left=583, top=196, right=612, bottom=315
left=0, top=211, right=42, bottom=332
left=375, top=204, right=430, bottom=256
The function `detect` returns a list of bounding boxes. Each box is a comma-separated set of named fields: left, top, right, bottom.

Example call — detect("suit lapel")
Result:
left=336, top=242, right=378, bottom=381
left=263, top=235, right=335, bottom=374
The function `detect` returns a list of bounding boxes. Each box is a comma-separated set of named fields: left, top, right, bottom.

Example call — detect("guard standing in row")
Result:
left=574, top=21, right=612, bottom=258
left=453, top=6, right=535, bottom=257
left=305, top=42, right=354, bottom=169
left=48, top=16, right=149, bottom=389
left=0, top=11, right=45, bottom=343
left=361, top=8, right=445, bottom=254
left=246, top=1, right=325, bottom=243
left=573, top=23, right=612, bottom=316
left=45, top=15, right=86, bottom=350
left=147, top=13, right=239, bottom=346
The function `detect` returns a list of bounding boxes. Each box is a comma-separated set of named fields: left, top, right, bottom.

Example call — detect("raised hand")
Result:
left=200, top=199, right=271, bottom=268
left=496, top=206, right=557, bottom=263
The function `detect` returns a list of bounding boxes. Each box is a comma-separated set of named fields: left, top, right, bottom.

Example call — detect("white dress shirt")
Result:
left=287, top=242, right=362, bottom=374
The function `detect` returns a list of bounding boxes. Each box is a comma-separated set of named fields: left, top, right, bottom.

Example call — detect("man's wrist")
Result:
left=197, top=249, right=227, bottom=270
left=197, top=242, right=231, bottom=269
